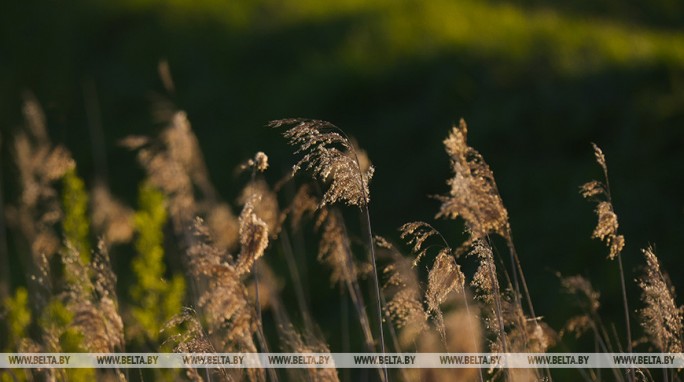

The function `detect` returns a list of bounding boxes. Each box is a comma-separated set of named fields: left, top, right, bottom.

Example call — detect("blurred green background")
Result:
left=1, top=0, right=684, bottom=376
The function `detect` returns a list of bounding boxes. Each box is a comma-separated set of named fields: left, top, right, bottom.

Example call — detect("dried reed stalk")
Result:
left=581, top=143, right=632, bottom=378
left=271, top=118, right=387, bottom=381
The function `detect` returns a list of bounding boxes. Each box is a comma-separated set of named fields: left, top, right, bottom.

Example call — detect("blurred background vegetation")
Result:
left=1, top=0, right=684, bottom=377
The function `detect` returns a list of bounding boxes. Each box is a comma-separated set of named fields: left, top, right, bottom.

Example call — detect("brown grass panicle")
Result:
left=269, top=118, right=374, bottom=208
left=284, top=184, right=319, bottom=231
left=559, top=275, right=602, bottom=341
left=238, top=179, right=283, bottom=239
left=279, top=325, right=340, bottom=382
left=469, top=240, right=508, bottom=354
left=272, top=118, right=388, bottom=382
left=8, top=95, right=74, bottom=270
left=121, top=110, right=218, bottom=231
left=638, top=246, right=683, bottom=354
left=315, top=206, right=381, bottom=369
left=413, top=309, right=483, bottom=382
left=63, top=241, right=125, bottom=353
left=240, top=151, right=270, bottom=173
left=580, top=143, right=625, bottom=260
left=121, top=129, right=195, bottom=228
left=435, top=119, right=510, bottom=250
left=426, top=249, right=466, bottom=343
left=206, top=202, right=240, bottom=252
left=186, top=218, right=259, bottom=355
left=161, top=308, right=235, bottom=382
left=580, top=143, right=634, bottom=375
left=377, top=236, right=428, bottom=348
left=561, top=275, right=601, bottom=314
left=399, top=221, right=441, bottom=267
left=315, top=207, right=370, bottom=285
left=435, top=120, right=548, bottom=360
left=236, top=196, right=270, bottom=276
left=469, top=240, right=553, bottom=362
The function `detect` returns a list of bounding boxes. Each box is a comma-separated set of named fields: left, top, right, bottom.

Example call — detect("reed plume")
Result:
left=162, top=308, right=232, bottom=382
left=316, top=208, right=369, bottom=284
left=580, top=143, right=625, bottom=260
left=399, top=221, right=439, bottom=267
left=7, top=95, right=73, bottom=303
left=269, top=119, right=373, bottom=208
left=286, top=184, right=319, bottom=231
left=377, top=236, right=428, bottom=347
left=638, top=246, right=683, bottom=354
left=187, top=218, right=259, bottom=353
left=236, top=197, right=270, bottom=276
left=61, top=241, right=125, bottom=354
left=239, top=179, right=283, bottom=239
left=272, top=118, right=387, bottom=381
left=436, top=119, right=510, bottom=248
left=580, top=143, right=632, bottom=371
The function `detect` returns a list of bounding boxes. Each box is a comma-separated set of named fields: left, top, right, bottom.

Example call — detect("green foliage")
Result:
left=39, top=299, right=84, bottom=352
left=61, top=167, right=91, bottom=263
left=129, top=182, right=186, bottom=345
left=3, top=287, right=31, bottom=351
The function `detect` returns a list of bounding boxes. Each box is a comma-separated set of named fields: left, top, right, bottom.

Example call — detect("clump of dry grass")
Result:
left=7, top=95, right=74, bottom=288
left=186, top=218, right=259, bottom=353
left=61, top=240, right=125, bottom=354
left=5, top=90, right=684, bottom=382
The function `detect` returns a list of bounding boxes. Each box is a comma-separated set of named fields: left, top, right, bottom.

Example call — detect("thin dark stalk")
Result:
left=360, top=204, right=388, bottom=380
left=506, top=238, right=552, bottom=381
left=458, top=271, right=484, bottom=382
left=252, top=260, right=279, bottom=382
left=335, top=209, right=385, bottom=382
left=339, top=128, right=388, bottom=382
left=462, top=298, right=484, bottom=382
left=602, top=157, right=633, bottom=382
left=379, top=292, right=411, bottom=382
left=336, top=209, right=375, bottom=352
left=493, top=246, right=531, bottom=348
left=247, top=167, right=278, bottom=382
left=616, top=253, right=633, bottom=382
left=285, top=181, right=311, bottom=304
left=340, top=284, right=350, bottom=382
left=594, top=335, right=601, bottom=382
left=280, top=229, right=314, bottom=332
left=589, top=321, right=624, bottom=382
left=484, top=240, right=509, bottom=382
left=488, top=260, right=509, bottom=382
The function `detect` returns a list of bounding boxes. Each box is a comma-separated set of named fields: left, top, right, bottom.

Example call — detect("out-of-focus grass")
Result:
left=116, top=0, right=684, bottom=76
